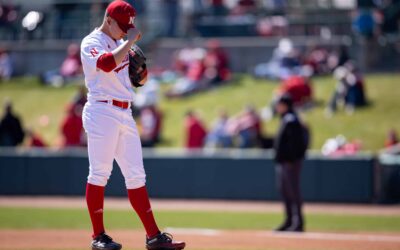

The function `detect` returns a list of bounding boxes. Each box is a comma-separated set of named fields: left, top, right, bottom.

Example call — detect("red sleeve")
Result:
left=96, top=52, right=117, bottom=72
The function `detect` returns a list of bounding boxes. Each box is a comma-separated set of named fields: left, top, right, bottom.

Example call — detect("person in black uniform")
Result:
left=0, top=101, right=25, bottom=146
left=273, top=94, right=308, bottom=232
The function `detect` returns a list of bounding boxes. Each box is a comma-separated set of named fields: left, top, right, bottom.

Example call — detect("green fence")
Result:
left=0, top=149, right=380, bottom=203
left=0, top=151, right=382, bottom=202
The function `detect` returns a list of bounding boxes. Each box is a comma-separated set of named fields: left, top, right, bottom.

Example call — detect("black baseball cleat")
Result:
left=286, top=223, right=304, bottom=232
left=274, top=220, right=292, bottom=232
left=91, top=233, right=122, bottom=250
left=146, top=232, right=186, bottom=250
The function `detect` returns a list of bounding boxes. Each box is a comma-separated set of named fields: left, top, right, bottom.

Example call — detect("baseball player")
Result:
left=80, top=1, right=185, bottom=250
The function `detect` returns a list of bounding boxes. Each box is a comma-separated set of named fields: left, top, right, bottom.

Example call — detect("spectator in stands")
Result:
left=327, top=45, right=350, bottom=71
left=40, top=43, right=83, bottom=87
left=381, top=129, right=400, bottom=154
left=173, top=43, right=199, bottom=75
left=326, top=62, right=367, bottom=116
left=303, top=45, right=330, bottom=75
left=256, top=15, right=288, bottom=37
left=253, top=38, right=302, bottom=80
left=326, top=66, right=351, bottom=116
left=184, top=110, right=207, bottom=148
left=60, top=104, right=84, bottom=147
left=225, top=105, right=264, bottom=148
left=166, top=47, right=206, bottom=98
left=0, top=47, right=12, bottom=81
left=140, top=105, right=163, bottom=147
left=274, top=75, right=313, bottom=109
left=203, top=39, right=231, bottom=86
left=58, top=42, right=83, bottom=81
left=256, top=17, right=275, bottom=37
left=273, top=94, right=307, bottom=232
left=345, top=61, right=367, bottom=105
left=0, top=100, right=25, bottom=146
left=26, top=129, right=47, bottom=148
left=205, top=110, right=232, bottom=148
left=166, top=40, right=231, bottom=98
left=385, top=129, right=399, bottom=148
left=321, top=135, right=362, bottom=156
left=352, top=9, right=376, bottom=39
left=353, top=9, right=376, bottom=39
left=236, top=105, right=263, bottom=148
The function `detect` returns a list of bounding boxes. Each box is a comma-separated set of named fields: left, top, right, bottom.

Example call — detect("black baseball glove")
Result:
left=128, top=45, right=147, bottom=88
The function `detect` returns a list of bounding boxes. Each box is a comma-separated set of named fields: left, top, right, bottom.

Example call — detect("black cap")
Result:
left=277, top=93, right=293, bottom=108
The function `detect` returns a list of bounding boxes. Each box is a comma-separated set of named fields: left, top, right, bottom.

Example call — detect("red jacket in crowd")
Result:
left=185, top=115, right=207, bottom=148
left=61, top=106, right=83, bottom=147
left=29, top=134, right=46, bottom=147
left=280, top=76, right=312, bottom=106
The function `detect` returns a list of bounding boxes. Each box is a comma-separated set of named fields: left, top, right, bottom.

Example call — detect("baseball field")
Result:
left=1, top=197, right=399, bottom=250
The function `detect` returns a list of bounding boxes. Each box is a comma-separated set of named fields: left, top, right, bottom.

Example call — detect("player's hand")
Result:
left=127, top=27, right=141, bottom=43
left=137, top=67, right=148, bottom=86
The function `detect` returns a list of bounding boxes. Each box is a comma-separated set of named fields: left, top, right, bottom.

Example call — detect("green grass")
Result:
left=0, top=77, right=78, bottom=146
left=0, top=207, right=399, bottom=232
left=1, top=74, right=399, bottom=151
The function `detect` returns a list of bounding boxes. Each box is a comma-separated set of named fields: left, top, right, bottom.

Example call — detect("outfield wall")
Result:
left=0, top=149, right=379, bottom=203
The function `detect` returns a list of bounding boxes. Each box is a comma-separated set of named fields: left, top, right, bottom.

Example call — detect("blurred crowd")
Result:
left=164, top=39, right=231, bottom=98
left=0, top=34, right=389, bottom=156
left=1, top=1, right=399, bottom=155
left=0, top=0, right=288, bottom=40
left=352, top=0, right=400, bottom=39
left=253, top=39, right=350, bottom=80
left=184, top=106, right=273, bottom=149
left=2, top=0, right=399, bottom=41
left=39, top=43, right=83, bottom=87
left=173, top=36, right=372, bottom=155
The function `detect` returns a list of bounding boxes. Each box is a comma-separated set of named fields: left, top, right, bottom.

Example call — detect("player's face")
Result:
left=108, top=18, right=127, bottom=40
left=276, top=102, right=288, bottom=115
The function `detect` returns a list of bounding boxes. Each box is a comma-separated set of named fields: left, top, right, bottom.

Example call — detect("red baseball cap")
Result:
left=106, top=0, right=136, bottom=33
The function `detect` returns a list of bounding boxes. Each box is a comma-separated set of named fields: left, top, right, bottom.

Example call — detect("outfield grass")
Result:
left=0, top=207, right=399, bottom=232
left=0, top=74, right=399, bottom=151
left=0, top=78, right=78, bottom=147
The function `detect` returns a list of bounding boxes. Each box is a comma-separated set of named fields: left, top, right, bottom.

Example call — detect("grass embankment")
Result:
left=1, top=74, right=399, bottom=151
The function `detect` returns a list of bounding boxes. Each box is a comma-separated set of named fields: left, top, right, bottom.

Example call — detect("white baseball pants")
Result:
left=82, top=101, right=146, bottom=189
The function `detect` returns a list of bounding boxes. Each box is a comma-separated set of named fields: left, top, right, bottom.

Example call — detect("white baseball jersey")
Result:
left=80, top=28, right=146, bottom=190
left=81, top=28, right=135, bottom=102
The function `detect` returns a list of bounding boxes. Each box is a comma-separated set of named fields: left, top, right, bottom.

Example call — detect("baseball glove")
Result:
left=128, top=45, right=147, bottom=88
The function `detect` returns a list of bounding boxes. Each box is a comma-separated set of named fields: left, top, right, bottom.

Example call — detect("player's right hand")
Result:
left=127, top=27, right=141, bottom=43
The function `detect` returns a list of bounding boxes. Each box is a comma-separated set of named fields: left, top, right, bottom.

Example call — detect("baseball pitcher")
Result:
left=80, top=1, right=185, bottom=249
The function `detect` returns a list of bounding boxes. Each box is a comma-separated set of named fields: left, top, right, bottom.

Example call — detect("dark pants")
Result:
left=275, top=160, right=304, bottom=227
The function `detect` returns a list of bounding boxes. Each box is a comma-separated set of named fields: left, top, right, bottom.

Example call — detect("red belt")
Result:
left=97, top=100, right=130, bottom=109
